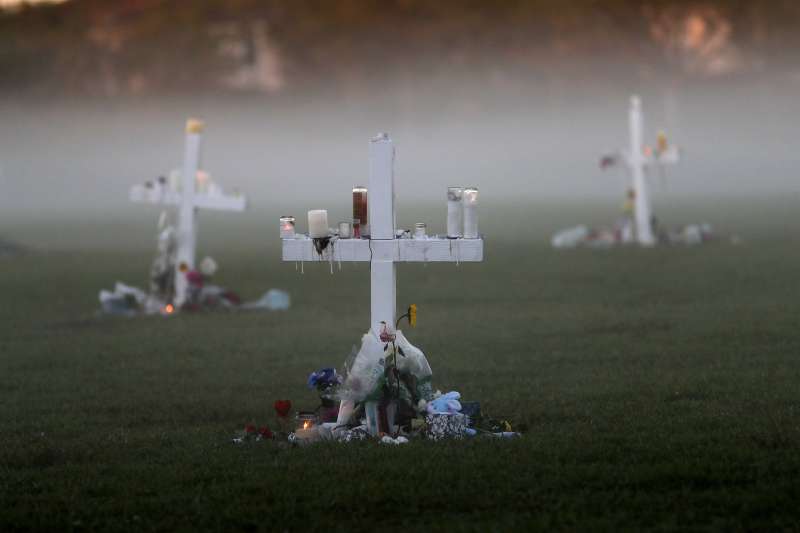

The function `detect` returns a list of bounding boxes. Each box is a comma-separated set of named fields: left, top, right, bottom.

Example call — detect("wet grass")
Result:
left=1, top=203, right=800, bottom=531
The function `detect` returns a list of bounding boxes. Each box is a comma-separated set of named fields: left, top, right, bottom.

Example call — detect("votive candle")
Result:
left=338, top=221, right=352, bottom=239
left=196, top=170, right=210, bottom=193
left=308, top=210, right=329, bottom=238
left=280, top=216, right=296, bottom=239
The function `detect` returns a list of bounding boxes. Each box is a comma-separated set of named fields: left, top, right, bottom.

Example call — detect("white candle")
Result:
left=308, top=210, right=329, bottom=238
left=414, top=222, right=427, bottom=239
left=463, top=187, right=479, bottom=238
left=447, top=187, right=463, bottom=238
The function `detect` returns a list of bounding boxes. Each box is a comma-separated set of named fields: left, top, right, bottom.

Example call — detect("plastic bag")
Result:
left=98, top=282, right=147, bottom=316
left=338, top=330, right=433, bottom=404
left=551, top=225, right=589, bottom=249
left=240, top=289, right=291, bottom=311
left=337, top=332, right=388, bottom=403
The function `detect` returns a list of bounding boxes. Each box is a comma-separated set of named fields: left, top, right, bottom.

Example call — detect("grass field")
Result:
left=1, top=200, right=800, bottom=531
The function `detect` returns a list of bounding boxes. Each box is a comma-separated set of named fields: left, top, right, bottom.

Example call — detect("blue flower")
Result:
left=307, top=367, right=340, bottom=390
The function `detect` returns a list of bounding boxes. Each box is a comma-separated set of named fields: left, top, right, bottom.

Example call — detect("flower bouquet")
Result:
left=307, top=367, right=342, bottom=422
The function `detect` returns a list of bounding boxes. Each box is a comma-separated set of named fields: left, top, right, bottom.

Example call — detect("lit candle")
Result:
left=196, top=170, right=210, bottom=193
left=280, top=216, right=296, bottom=239
left=293, top=412, right=319, bottom=441
left=293, top=425, right=320, bottom=442
left=447, top=187, right=463, bottom=238
left=308, top=210, right=329, bottom=238
left=462, top=187, right=479, bottom=238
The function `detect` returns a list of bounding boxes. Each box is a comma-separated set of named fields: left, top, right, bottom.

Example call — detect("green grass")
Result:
left=1, top=202, right=800, bottom=531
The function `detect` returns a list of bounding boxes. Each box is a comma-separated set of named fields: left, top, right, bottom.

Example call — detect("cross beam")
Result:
left=281, top=133, right=483, bottom=336
left=130, top=119, right=247, bottom=306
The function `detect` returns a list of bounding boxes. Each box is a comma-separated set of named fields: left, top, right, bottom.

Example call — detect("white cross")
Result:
left=130, top=119, right=247, bottom=306
left=281, top=133, right=484, bottom=337
left=622, top=95, right=680, bottom=246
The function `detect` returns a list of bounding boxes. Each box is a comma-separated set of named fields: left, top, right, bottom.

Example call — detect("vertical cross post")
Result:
left=629, top=96, right=656, bottom=247
left=368, top=133, right=397, bottom=336
left=175, top=119, right=203, bottom=306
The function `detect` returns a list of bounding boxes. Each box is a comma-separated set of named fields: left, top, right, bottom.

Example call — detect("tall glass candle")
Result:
left=308, top=210, right=329, bottom=238
left=447, top=187, right=464, bottom=238
left=462, top=187, right=479, bottom=238
left=280, top=216, right=296, bottom=239
left=352, top=186, right=368, bottom=238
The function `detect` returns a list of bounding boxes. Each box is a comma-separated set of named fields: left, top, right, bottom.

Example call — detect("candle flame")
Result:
left=303, top=420, right=311, bottom=429
left=165, top=304, right=175, bottom=314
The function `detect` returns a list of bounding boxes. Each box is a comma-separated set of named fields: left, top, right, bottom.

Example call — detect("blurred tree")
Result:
left=0, top=0, right=798, bottom=95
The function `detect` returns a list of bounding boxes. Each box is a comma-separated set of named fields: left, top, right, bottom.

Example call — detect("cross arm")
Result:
left=652, top=145, right=680, bottom=165
left=281, top=236, right=483, bottom=262
left=620, top=146, right=681, bottom=169
left=130, top=184, right=247, bottom=212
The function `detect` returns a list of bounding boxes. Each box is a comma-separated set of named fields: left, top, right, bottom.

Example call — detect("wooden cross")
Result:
left=281, top=133, right=484, bottom=337
left=130, top=119, right=247, bottom=306
left=624, top=95, right=680, bottom=246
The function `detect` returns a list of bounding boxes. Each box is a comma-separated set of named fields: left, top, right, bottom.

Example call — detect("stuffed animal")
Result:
left=427, top=391, right=461, bottom=414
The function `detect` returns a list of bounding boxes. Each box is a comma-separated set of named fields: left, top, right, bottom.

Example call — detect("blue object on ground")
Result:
left=241, top=289, right=291, bottom=311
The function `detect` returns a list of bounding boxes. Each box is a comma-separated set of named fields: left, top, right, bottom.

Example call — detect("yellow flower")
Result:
left=657, top=131, right=668, bottom=154
left=408, top=304, right=417, bottom=327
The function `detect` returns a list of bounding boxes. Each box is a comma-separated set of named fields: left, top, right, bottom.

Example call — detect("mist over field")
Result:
left=1, top=0, right=800, bottom=225
left=2, top=81, right=800, bottom=223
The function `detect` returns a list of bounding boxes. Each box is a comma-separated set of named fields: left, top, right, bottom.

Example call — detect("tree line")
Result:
left=1, top=0, right=798, bottom=95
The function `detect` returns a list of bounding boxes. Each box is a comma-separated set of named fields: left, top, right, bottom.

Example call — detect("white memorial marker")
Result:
left=129, top=119, right=247, bottom=307
left=621, top=95, right=680, bottom=246
left=282, top=133, right=484, bottom=433
left=282, top=133, right=484, bottom=336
